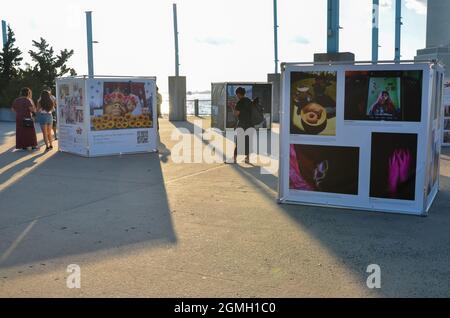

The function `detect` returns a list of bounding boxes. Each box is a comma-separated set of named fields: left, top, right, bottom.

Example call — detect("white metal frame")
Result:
left=56, top=76, right=158, bottom=157
left=278, top=60, right=443, bottom=216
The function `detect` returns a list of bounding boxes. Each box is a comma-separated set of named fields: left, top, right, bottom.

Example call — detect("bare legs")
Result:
left=47, top=124, right=53, bottom=149
left=41, top=124, right=53, bottom=150
left=52, top=123, right=57, bottom=140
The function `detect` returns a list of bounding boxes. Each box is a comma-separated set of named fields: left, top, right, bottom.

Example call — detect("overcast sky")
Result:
left=2, top=0, right=428, bottom=92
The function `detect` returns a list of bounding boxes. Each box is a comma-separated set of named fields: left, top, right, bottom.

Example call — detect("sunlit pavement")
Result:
left=0, top=117, right=449, bottom=297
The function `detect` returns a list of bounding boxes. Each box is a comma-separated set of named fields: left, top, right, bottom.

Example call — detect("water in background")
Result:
left=161, top=92, right=211, bottom=116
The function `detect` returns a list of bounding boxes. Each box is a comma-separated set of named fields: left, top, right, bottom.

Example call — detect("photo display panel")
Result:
left=279, top=62, right=440, bottom=216
left=344, top=70, right=423, bottom=122
left=289, top=144, right=359, bottom=195
left=443, top=79, right=450, bottom=146
left=290, top=71, right=337, bottom=136
left=90, top=81, right=153, bottom=131
left=369, top=133, right=418, bottom=201
left=56, top=78, right=89, bottom=156
left=87, top=78, right=158, bottom=156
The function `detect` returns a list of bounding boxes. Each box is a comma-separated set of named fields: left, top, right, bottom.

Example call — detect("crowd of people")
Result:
left=11, top=87, right=57, bottom=152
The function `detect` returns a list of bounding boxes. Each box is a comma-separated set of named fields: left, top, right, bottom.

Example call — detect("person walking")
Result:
left=36, top=90, right=56, bottom=151
left=11, top=87, right=38, bottom=150
left=233, top=87, right=253, bottom=164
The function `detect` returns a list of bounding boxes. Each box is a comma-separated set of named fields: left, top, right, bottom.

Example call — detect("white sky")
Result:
left=2, top=0, right=427, bottom=92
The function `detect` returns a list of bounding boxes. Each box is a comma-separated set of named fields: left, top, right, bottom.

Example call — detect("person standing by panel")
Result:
left=36, top=90, right=56, bottom=151
left=11, top=87, right=38, bottom=151
left=42, top=86, right=58, bottom=140
left=233, top=87, right=253, bottom=164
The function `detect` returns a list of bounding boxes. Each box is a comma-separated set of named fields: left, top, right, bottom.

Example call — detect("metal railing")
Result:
left=186, top=99, right=211, bottom=116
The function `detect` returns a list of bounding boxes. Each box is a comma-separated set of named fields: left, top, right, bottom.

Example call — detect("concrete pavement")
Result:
left=0, top=118, right=449, bottom=297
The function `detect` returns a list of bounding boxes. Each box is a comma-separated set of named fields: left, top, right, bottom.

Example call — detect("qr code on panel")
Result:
left=137, top=131, right=149, bottom=144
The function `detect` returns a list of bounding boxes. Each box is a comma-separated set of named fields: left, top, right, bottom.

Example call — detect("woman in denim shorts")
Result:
left=36, top=90, right=56, bottom=150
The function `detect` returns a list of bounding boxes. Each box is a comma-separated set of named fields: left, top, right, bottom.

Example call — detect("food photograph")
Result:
left=290, top=71, right=337, bottom=136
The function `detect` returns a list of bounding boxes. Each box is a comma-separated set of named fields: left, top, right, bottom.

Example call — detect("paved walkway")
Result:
left=0, top=118, right=449, bottom=297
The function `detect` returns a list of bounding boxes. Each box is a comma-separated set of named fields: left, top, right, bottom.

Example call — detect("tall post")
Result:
left=372, top=0, right=379, bottom=63
left=1, top=20, right=7, bottom=47
left=395, top=0, right=402, bottom=61
left=194, top=99, right=199, bottom=117
left=169, top=3, right=186, bottom=121
left=173, top=3, right=180, bottom=77
left=273, top=0, right=279, bottom=74
left=327, top=0, right=340, bottom=53
left=85, top=11, right=94, bottom=78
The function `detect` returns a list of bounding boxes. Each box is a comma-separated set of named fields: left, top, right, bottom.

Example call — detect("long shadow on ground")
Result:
left=0, top=150, right=177, bottom=270
left=231, top=153, right=450, bottom=297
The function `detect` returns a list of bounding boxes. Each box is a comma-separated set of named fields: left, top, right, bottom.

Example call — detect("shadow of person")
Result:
left=158, top=141, right=171, bottom=163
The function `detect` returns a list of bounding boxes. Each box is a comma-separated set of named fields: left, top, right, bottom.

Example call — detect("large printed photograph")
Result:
left=444, top=132, right=450, bottom=144
left=445, top=119, right=450, bottom=130
left=445, top=106, right=450, bottom=118
left=370, top=133, right=418, bottom=201
left=90, top=81, right=153, bottom=131
left=290, top=71, right=337, bottom=136
left=58, top=82, right=84, bottom=125
left=289, top=144, right=359, bottom=195
left=345, top=70, right=423, bottom=121
left=444, top=79, right=450, bottom=145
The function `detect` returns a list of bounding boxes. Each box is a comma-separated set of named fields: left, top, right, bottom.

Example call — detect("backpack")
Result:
left=250, top=97, right=266, bottom=128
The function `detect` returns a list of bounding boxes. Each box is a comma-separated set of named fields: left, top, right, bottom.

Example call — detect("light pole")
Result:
left=169, top=3, right=186, bottom=121
left=173, top=3, right=180, bottom=76
left=327, top=0, right=340, bottom=53
left=395, top=0, right=402, bottom=61
left=1, top=20, right=7, bottom=47
left=86, top=11, right=95, bottom=78
left=372, top=0, right=379, bottom=62
left=273, top=0, right=279, bottom=74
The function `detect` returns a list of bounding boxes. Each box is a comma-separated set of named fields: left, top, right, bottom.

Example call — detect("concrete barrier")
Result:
left=169, top=76, right=187, bottom=121
left=0, top=108, right=15, bottom=122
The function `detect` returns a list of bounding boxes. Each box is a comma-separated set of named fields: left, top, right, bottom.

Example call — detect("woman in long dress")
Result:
left=11, top=87, right=38, bottom=150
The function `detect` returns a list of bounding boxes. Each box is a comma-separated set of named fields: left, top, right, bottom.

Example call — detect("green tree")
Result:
left=0, top=26, right=23, bottom=106
left=27, top=37, right=76, bottom=91
left=0, top=26, right=23, bottom=81
left=0, top=33, right=77, bottom=107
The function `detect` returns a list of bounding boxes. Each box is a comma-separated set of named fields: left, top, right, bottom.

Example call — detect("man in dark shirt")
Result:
left=233, top=87, right=252, bottom=163
left=234, top=88, right=252, bottom=129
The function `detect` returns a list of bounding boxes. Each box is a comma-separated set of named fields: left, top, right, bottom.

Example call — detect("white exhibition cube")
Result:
left=55, top=76, right=158, bottom=157
left=278, top=61, right=445, bottom=216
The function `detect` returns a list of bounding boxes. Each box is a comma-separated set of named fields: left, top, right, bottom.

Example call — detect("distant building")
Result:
left=415, top=0, right=450, bottom=69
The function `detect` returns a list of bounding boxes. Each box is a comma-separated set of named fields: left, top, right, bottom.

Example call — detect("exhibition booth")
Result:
left=55, top=76, right=158, bottom=157
left=278, top=61, right=445, bottom=216
left=211, top=82, right=273, bottom=131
